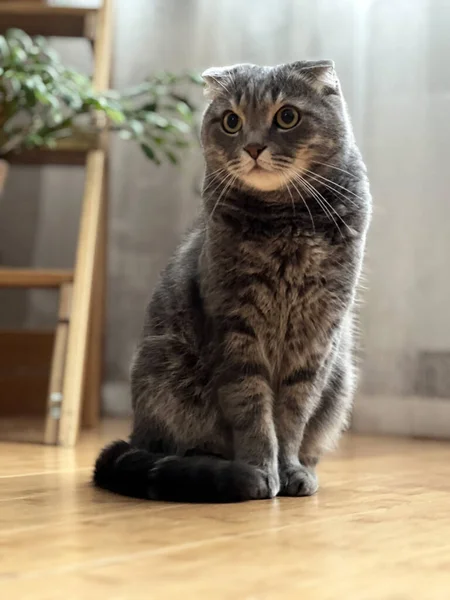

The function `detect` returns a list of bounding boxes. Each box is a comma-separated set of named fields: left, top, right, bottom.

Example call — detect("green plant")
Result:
left=0, top=28, right=203, bottom=164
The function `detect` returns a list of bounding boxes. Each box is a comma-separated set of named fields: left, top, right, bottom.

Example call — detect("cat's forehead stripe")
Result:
left=225, top=78, right=289, bottom=128
left=230, top=73, right=286, bottom=108
left=234, top=79, right=285, bottom=107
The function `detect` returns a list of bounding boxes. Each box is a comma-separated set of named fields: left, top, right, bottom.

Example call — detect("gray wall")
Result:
left=1, top=0, right=449, bottom=420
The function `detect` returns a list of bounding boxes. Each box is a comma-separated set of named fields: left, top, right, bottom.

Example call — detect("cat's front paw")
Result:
left=249, top=467, right=280, bottom=500
left=279, top=465, right=318, bottom=497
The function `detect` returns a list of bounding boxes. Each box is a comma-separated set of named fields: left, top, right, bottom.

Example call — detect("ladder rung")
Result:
left=0, top=268, right=74, bottom=288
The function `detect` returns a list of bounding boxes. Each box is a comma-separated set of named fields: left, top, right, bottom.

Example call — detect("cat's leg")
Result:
left=131, top=333, right=225, bottom=453
left=300, top=359, right=355, bottom=467
left=275, top=378, right=320, bottom=497
left=275, top=355, right=354, bottom=497
left=275, top=309, right=357, bottom=497
left=217, top=341, right=280, bottom=499
left=275, top=343, right=326, bottom=497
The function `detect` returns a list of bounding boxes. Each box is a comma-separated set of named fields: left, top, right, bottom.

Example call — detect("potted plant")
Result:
left=0, top=28, right=202, bottom=193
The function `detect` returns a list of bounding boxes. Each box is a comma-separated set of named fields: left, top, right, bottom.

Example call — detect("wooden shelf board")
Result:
left=0, top=268, right=74, bottom=288
left=5, top=131, right=104, bottom=166
left=8, top=145, right=94, bottom=166
left=7, top=148, right=88, bottom=166
left=0, top=2, right=99, bottom=38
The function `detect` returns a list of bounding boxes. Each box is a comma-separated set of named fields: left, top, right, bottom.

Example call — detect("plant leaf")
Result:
left=176, top=101, right=193, bottom=122
left=140, top=102, right=157, bottom=113
left=145, top=113, right=169, bottom=128
left=168, top=119, right=190, bottom=134
left=164, top=149, right=178, bottom=165
left=188, top=72, right=205, bottom=85
left=105, top=107, right=126, bottom=124
left=141, top=143, right=161, bottom=164
left=0, top=35, right=10, bottom=61
left=0, top=30, right=199, bottom=160
left=174, top=139, right=189, bottom=148
left=129, top=120, right=144, bottom=136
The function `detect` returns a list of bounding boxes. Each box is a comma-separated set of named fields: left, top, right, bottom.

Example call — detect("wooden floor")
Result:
left=1, top=421, right=450, bottom=599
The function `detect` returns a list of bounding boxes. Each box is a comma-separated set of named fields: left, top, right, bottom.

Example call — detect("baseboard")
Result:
left=102, top=381, right=132, bottom=417
left=352, top=394, right=450, bottom=439
left=102, top=385, right=450, bottom=440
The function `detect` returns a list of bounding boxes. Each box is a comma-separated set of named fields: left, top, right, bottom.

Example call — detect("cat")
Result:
left=94, top=60, right=372, bottom=502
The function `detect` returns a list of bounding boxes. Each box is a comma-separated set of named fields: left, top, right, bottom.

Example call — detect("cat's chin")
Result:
left=240, top=169, right=286, bottom=193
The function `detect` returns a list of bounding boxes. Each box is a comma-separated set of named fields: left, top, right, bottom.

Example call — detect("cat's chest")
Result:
left=242, top=237, right=334, bottom=335
left=257, top=236, right=329, bottom=296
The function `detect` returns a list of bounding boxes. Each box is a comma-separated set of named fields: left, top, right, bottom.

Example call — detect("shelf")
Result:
left=8, top=147, right=89, bottom=166
left=0, top=1, right=100, bottom=38
left=0, top=0, right=112, bottom=446
left=0, top=268, right=74, bottom=288
left=5, top=130, right=104, bottom=166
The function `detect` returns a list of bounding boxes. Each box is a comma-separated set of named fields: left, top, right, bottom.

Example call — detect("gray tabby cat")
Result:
left=94, top=60, right=371, bottom=502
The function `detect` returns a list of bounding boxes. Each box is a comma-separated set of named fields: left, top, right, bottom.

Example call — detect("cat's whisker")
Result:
left=304, top=172, right=360, bottom=209
left=272, top=156, right=292, bottom=164
left=271, top=165, right=315, bottom=228
left=204, top=173, right=223, bottom=186
left=227, top=158, right=241, bottom=168
left=203, top=168, right=228, bottom=193
left=204, top=165, right=227, bottom=178
left=279, top=173, right=296, bottom=218
left=204, top=160, right=240, bottom=184
left=207, top=171, right=234, bottom=200
left=303, top=166, right=363, bottom=203
left=303, top=169, right=358, bottom=221
left=272, top=164, right=291, bottom=172
left=272, top=160, right=293, bottom=170
left=292, top=175, right=336, bottom=231
left=203, top=178, right=221, bottom=195
left=292, top=173, right=345, bottom=238
left=293, top=166, right=359, bottom=209
left=203, top=165, right=231, bottom=184
left=299, top=176, right=347, bottom=232
left=209, top=172, right=238, bottom=221
left=306, top=178, right=351, bottom=235
left=288, top=177, right=316, bottom=234
left=224, top=159, right=245, bottom=177
left=203, top=174, right=228, bottom=196
left=291, top=168, right=354, bottom=232
left=311, top=160, right=360, bottom=180
left=208, top=174, right=233, bottom=219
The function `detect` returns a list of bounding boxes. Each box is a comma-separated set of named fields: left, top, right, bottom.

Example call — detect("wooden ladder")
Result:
left=0, top=0, right=113, bottom=446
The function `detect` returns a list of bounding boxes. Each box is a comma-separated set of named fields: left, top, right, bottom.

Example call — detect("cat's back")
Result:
left=145, top=220, right=206, bottom=336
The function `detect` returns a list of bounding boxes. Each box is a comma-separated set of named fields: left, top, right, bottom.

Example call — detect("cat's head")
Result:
left=201, top=61, right=351, bottom=193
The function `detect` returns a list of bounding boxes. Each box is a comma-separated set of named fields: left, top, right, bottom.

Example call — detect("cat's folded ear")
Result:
left=288, top=60, right=339, bottom=95
left=201, top=66, right=234, bottom=100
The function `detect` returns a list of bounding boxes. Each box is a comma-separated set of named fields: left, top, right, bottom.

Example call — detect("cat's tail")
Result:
left=93, top=440, right=267, bottom=503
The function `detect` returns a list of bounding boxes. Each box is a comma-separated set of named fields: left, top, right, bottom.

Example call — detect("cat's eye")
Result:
left=275, top=106, right=300, bottom=130
left=222, top=111, right=242, bottom=134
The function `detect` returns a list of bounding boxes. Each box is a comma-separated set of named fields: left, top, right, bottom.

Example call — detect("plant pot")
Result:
left=0, top=159, right=9, bottom=194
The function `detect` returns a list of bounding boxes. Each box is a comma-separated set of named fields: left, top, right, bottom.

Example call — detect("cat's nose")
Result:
left=243, top=144, right=267, bottom=160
